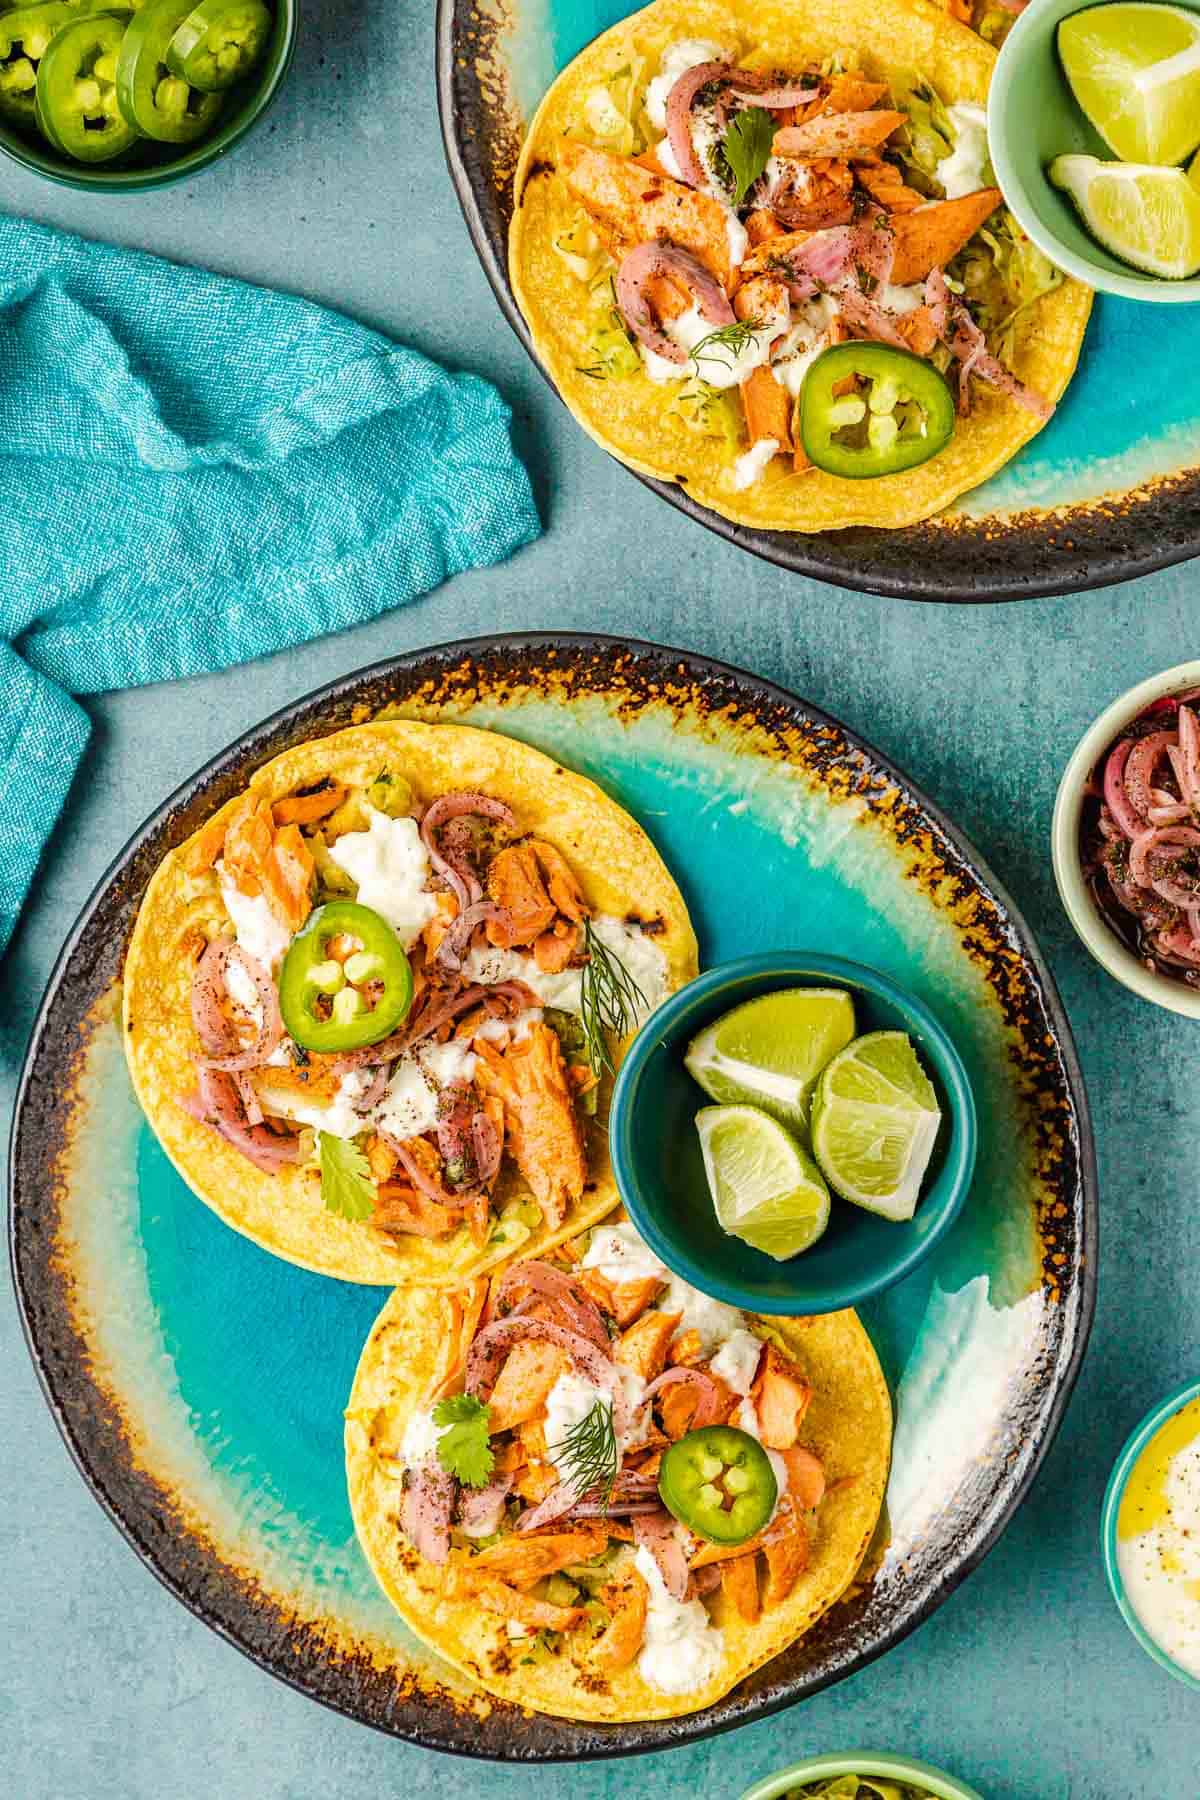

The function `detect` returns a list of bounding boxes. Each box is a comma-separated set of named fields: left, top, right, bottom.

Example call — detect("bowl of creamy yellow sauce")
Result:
left=1102, top=1379, right=1200, bottom=1688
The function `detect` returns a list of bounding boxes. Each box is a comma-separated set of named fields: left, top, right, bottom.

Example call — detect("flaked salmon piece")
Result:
left=474, top=1026, right=587, bottom=1230
left=519, top=1416, right=550, bottom=1464
left=658, top=1381, right=702, bottom=1441
left=533, top=922, right=580, bottom=973
left=530, top=842, right=587, bottom=922
left=889, top=189, right=1003, bottom=285
left=774, top=111, right=906, bottom=160
left=741, top=364, right=792, bottom=457
left=734, top=272, right=789, bottom=329
left=492, top=1439, right=525, bottom=1476
left=514, top=1459, right=559, bottom=1504
left=470, top=1574, right=585, bottom=1633
left=421, top=890, right=458, bottom=960
left=669, top=1329, right=704, bottom=1367
left=486, top=843, right=558, bottom=947
left=721, top=1553, right=762, bottom=1623
left=184, top=810, right=230, bottom=874
left=762, top=1503, right=810, bottom=1606
left=398, top=1134, right=461, bottom=1206
left=753, top=1344, right=813, bottom=1449
left=780, top=1445, right=826, bottom=1510
left=272, top=783, right=346, bottom=827
left=366, top=1133, right=398, bottom=1183
left=463, top=1191, right=491, bottom=1248
left=557, top=139, right=733, bottom=288
left=575, top=1268, right=664, bottom=1328
left=810, top=75, right=891, bottom=116
left=614, top=1309, right=683, bottom=1383
left=253, top=1056, right=343, bottom=1113
left=487, top=1339, right=568, bottom=1435
left=740, top=230, right=814, bottom=282
left=471, top=1528, right=607, bottom=1589
left=898, top=305, right=940, bottom=357
left=592, top=1572, right=649, bottom=1669
left=222, top=793, right=314, bottom=934
left=373, top=1183, right=458, bottom=1238
left=745, top=207, right=785, bottom=246
left=855, top=159, right=925, bottom=214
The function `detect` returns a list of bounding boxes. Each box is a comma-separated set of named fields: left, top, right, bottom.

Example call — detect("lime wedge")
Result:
left=1049, top=153, right=1200, bottom=279
left=1058, top=4, right=1200, bottom=166
left=695, top=1104, right=831, bottom=1261
left=809, top=1031, right=941, bottom=1222
left=685, top=988, right=856, bottom=1133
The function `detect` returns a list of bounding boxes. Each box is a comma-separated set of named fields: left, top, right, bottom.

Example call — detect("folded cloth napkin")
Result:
left=0, top=212, right=540, bottom=958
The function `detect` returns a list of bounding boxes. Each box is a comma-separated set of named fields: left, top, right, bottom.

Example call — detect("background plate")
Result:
left=10, top=635, right=1095, bottom=1758
left=437, top=0, right=1200, bottom=601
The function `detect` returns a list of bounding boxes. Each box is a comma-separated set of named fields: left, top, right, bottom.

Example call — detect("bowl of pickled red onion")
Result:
left=1053, top=660, right=1200, bottom=1017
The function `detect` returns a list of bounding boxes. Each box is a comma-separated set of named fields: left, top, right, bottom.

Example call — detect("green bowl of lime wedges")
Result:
left=989, top=0, right=1200, bottom=298
left=609, top=954, right=977, bottom=1317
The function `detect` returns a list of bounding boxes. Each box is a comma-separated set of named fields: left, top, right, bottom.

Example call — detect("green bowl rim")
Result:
left=738, top=1749, right=985, bottom=1800
left=988, top=0, right=1200, bottom=303
left=0, top=0, right=296, bottom=193
left=1050, top=658, right=1200, bottom=1020
left=609, top=951, right=978, bottom=1315
left=1099, top=1374, right=1200, bottom=1690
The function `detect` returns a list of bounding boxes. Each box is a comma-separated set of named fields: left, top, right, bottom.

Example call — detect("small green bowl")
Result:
left=988, top=0, right=1200, bottom=301
left=739, top=1750, right=985, bottom=1800
left=1051, top=659, right=1200, bottom=1018
left=1100, top=1376, right=1200, bottom=1690
left=0, top=0, right=296, bottom=192
left=608, top=954, right=977, bottom=1316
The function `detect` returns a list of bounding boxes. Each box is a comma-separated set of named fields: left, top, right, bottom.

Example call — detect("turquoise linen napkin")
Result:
left=0, top=213, right=540, bottom=958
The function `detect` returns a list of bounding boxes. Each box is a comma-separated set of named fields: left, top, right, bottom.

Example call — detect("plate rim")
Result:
left=8, top=630, right=1098, bottom=1759
left=434, top=0, right=1200, bottom=604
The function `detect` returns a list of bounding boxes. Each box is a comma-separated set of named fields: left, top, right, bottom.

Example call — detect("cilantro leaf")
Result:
left=720, top=107, right=774, bottom=207
left=433, top=1393, right=495, bottom=1488
left=318, top=1132, right=375, bottom=1222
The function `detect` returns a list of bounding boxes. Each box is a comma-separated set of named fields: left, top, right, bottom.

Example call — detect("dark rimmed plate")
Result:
left=437, top=0, right=1200, bottom=602
left=10, top=634, right=1095, bottom=1758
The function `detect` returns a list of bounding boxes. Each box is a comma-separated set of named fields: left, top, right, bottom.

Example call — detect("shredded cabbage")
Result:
left=892, top=70, right=955, bottom=194
left=578, top=55, right=649, bottom=156
left=576, top=273, right=642, bottom=382
left=551, top=214, right=607, bottom=284
left=974, top=6, right=1019, bottom=48
left=893, top=72, right=1062, bottom=366
left=666, top=376, right=743, bottom=447
left=951, top=209, right=1063, bottom=364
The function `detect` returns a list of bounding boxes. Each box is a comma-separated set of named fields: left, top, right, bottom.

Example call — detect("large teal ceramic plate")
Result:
left=10, top=636, right=1095, bottom=1757
left=437, top=0, right=1200, bottom=601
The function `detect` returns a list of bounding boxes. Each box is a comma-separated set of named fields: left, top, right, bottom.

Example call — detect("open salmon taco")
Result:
left=508, top=0, right=1091, bottom=532
left=345, top=1217, right=892, bottom=1722
left=123, top=721, right=697, bottom=1285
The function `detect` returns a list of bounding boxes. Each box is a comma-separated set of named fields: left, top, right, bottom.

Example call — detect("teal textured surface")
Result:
left=2, top=1, right=1199, bottom=1796
left=0, top=210, right=539, bottom=954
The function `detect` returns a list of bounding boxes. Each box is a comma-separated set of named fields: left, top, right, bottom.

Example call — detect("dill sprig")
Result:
left=549, top=1398, right=619, bottom=1508
left=689, top=316, right=764, bottom=374
left=580, top=918, right=648, bottom=1077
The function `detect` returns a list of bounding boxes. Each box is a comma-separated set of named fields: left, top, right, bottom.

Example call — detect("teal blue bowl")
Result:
left=989, top=0, right=1200, bottom=301
left=1100, top=1376, right=1200, bottom=1690
left=739, top=1750, right=984, bottom=1800
left=609, top=954, right=977, bottom=1316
